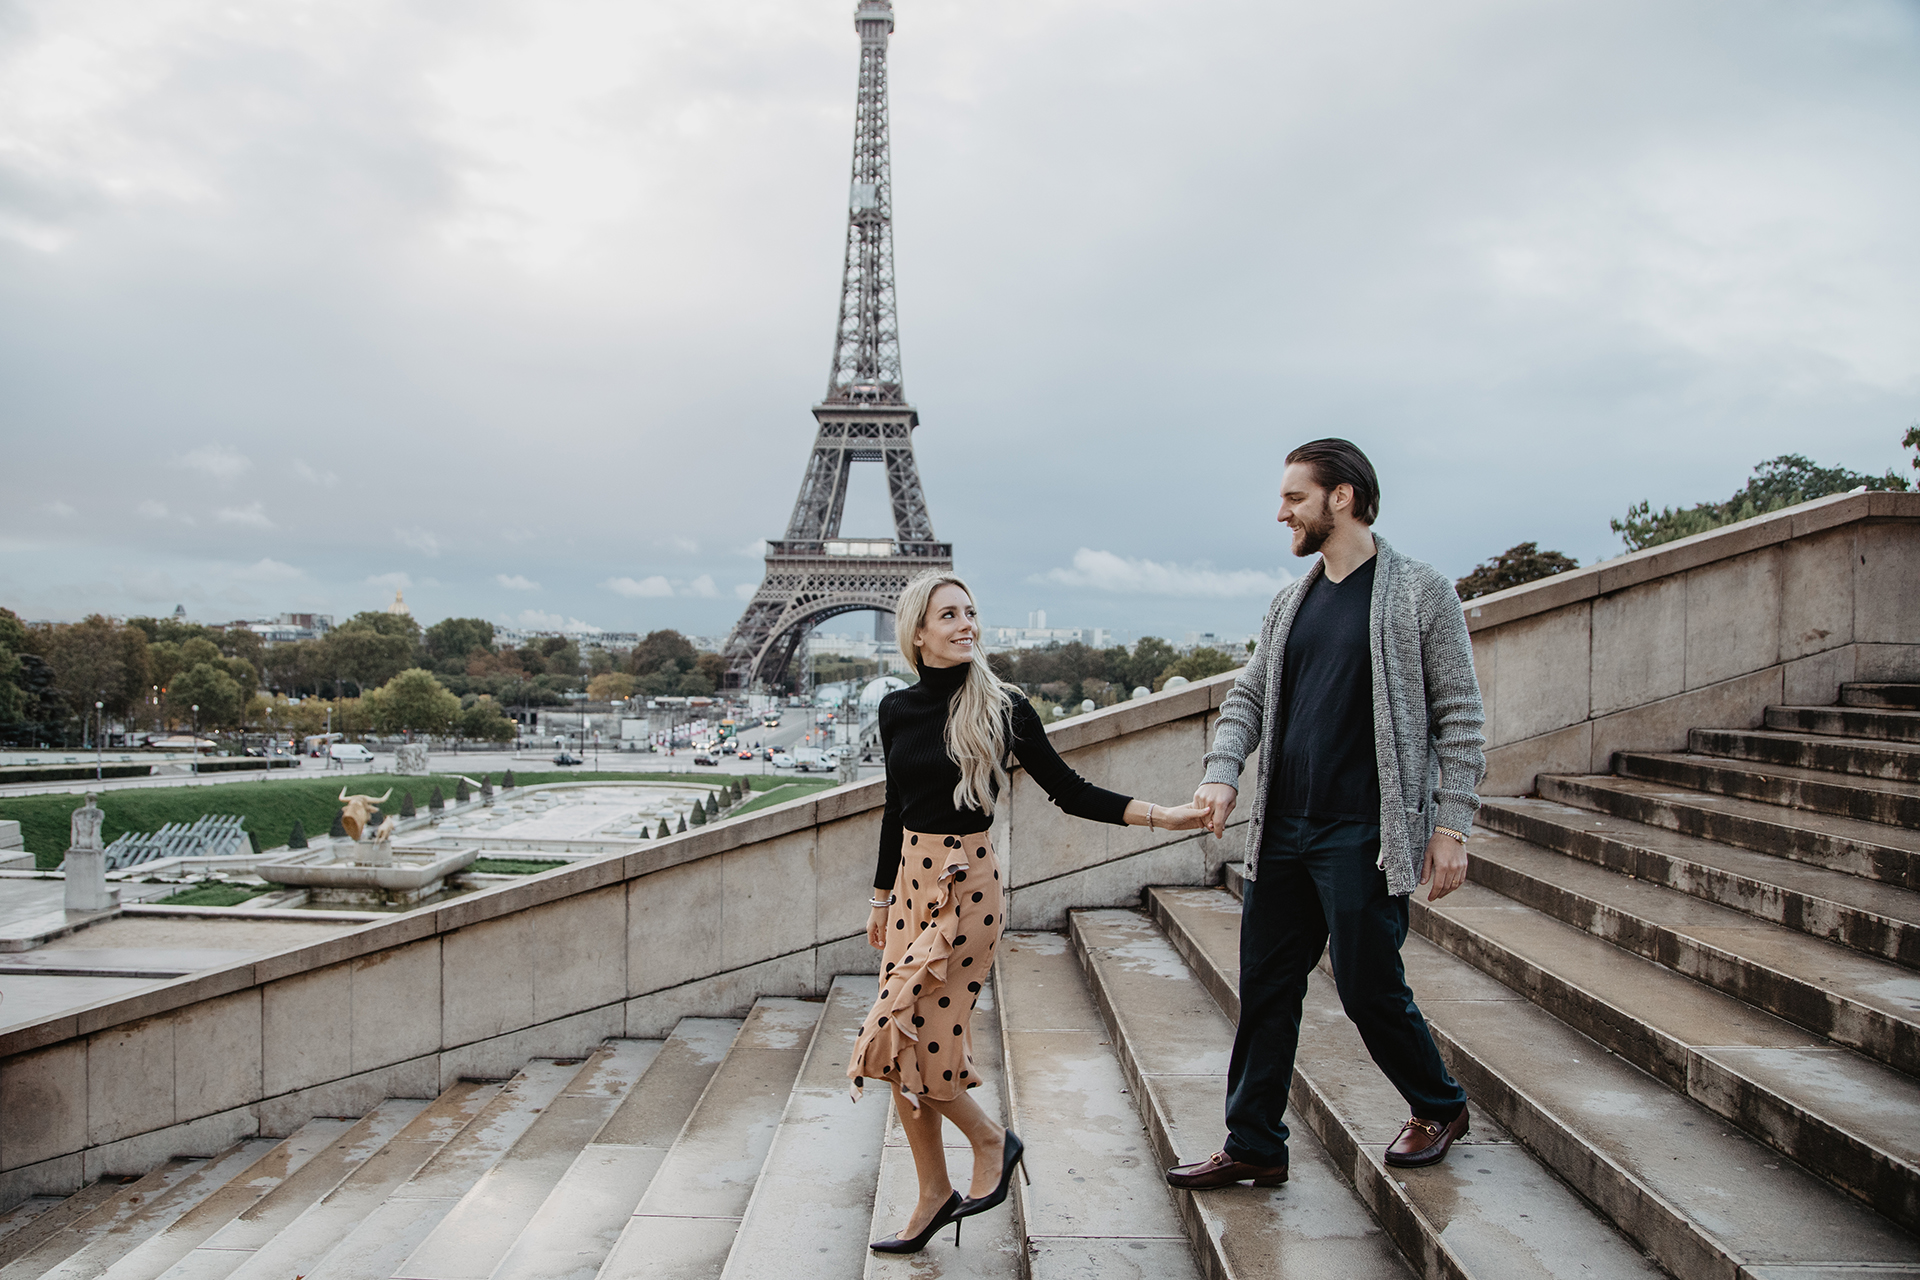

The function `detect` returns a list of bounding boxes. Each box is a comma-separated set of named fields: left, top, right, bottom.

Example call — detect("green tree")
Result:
left=0, top=607, right=31, bottom=729
left=1154, top=647, right=1243, bottom=692
left=323, top=619, right=419, bottom=695
left=425, top=618, right=496, bottom=674
left=657, top=818, right=671, bottom=839
left=367, top=669, right=461, bottom=736
left=1455, top=543, right=1581, bottom=601
left=1612, top=453, right=1910, bottom=552
left=1108, top=637, right=1177, bottom=693
left=288, top=819, right=308, bottom=849
left=458, top=696, right=515, bottom=743
left=42, top=616, right=151, bottom=721
left=627, top=630, right=697, bottom=678
left=169, top=662, right=246, bottom=729
left=587, top=673, right=635, bottom=702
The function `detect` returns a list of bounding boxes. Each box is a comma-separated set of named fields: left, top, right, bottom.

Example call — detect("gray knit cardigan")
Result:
left=1201, top=535, right=1487, bottom=895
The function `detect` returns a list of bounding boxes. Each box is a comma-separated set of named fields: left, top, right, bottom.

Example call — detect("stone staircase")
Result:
left=2, top=683, right=1915, bottom=1279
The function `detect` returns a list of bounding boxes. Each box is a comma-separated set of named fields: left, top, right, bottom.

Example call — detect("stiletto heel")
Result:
left=955, top=1129, right=1026, bottom=1220
left=870, top=1190, right=964, bottom=1255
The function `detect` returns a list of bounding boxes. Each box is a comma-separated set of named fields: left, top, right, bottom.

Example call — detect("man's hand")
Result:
left=1420, top=833, right=1469, bottom=901
left=1193, top=783, right=1238, bottom=838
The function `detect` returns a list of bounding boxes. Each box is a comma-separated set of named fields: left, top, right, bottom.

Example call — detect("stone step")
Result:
left=0, top=1203, right=60, bottom=1252
left=1846, top=683, right=1920, bottom=711
left=1539, top=773, right=1920, bottom=891
left=296, top=1061, right=581, bottom=1280
left=0, top=1163, right=209, bottom=1280
left=1769, top=703, right=1920, bottom=744
left=1133, top=892, right=1670, bottom=1280
left=394, top=1044, right=662, bottom=1280
left=97, top=1120, right=356, bottom=1280
left=1462, top=828, right=1920, bottom=1073
left=1204, top=872, right=1920, bottom=1277
left=861, top=976, right=1022, bottom=1280
left=723, top=977, right=887, bottom=1280
left=595, top=999, right=821, bottom=1280
left=31, top=1144, right=287, bottom=1280
left=1696, top=726, right=1920, bottom=782
left=489, top=1020, right=740, bottom=1280
left=1479, top=795, right=1920, bottom=967
left=1413, top=877, right=1920, bottom=1233
left=155, top=1099, right=431, bottom=1280
left=1616, top=751, right=1920, bottom=829
left=1081, top=904, right=1668, bottom=1280
left=0, top=1187, right=128, bottom=1272
left=993, top=930, right=1202, bottom=1280
left=183, top=1084, right=498, bottom=1280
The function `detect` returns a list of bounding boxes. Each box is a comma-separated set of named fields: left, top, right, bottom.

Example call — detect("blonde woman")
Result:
left=851, top=572, right=1210, bottom=1254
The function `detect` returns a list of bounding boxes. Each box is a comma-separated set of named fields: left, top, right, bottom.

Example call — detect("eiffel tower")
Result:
left=722, top=0, right=951, bottom=691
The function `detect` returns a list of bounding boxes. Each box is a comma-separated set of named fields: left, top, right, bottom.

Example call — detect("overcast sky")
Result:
left=3, top=0, right=1916, bottom=643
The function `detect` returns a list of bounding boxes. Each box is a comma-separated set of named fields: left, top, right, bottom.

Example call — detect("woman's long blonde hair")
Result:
left=896, top=571, right=1018, bottom=815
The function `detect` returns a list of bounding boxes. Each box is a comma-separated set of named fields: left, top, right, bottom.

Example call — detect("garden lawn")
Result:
left=731, top=779, right=837, bottom=816
left=0, top=774, right=474, bottom=870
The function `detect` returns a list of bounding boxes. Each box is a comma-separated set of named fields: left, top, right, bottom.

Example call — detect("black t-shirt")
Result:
left=1266, top=555, right=1380, bottom=826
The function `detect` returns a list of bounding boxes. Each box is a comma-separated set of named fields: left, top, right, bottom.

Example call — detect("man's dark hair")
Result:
left=1285, top=438, right=1380, bottom=525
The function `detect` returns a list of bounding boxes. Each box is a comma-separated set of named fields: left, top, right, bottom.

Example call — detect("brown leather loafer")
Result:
left=1165, top=1150, right=1288, bottom=1189
left=1383, top=1110, right=1469, bottom=1168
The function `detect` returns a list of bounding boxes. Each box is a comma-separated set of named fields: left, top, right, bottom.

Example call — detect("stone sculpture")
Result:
left=338, top=787, right=397, bottom=866
left=394, top=743, right=430, bottom=775
left=63, top=792, right=119, bottom=913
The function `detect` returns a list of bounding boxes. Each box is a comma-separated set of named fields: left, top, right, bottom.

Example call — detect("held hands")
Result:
left=1421, top=832, right=1468, bottom=901
left=1134, top=800, right=1212, bottom=832
left=1192, top=783, right=1238, bottom=838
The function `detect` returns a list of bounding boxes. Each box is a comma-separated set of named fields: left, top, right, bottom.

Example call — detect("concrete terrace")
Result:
left=0, top=489, right=1916, bottom=1280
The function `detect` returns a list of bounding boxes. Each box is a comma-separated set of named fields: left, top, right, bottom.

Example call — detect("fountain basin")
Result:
left=257, top=847, right=480, bottom=907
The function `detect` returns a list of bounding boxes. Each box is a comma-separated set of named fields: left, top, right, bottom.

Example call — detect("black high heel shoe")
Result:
left=869, top=1189, right=964, bottom=1254
left=956, top=1129, right=1027, bottom=1219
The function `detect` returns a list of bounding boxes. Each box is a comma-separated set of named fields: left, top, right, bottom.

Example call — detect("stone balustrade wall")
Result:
left=1466, top=490, right=1920, bottom=794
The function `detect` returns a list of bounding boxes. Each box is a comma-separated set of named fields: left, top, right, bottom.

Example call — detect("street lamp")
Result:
left=94, top=700, right=104, bottom=782
left=191, top=705, right=200, bottom=776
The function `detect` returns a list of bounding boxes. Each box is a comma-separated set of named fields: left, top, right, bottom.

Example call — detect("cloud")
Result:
left=367, top=571, right=413, bottom=590
left=734, top=582, right=758, bottom=600
left=396, top=527, right=442, bottom=557
left=137, top=500, right=169, bottom=519
left=736, top=540, right=768, bottom=558
left=177, top=445, right=252, bottom=482
left=495, top=573, right=540, bottom=590
left=216, top=502, right=273, bottom=528
left=658, top=535, right=699, bottom=554
left=688, top=574, right=719, bottom=598
left=293, top=459, right=339, bottom=487
left=605, top=575, right=673, bottom=598
left=1035, top=549, right=1292, bottom=598
left=513, top=609, right=603, bottom=633
left=44, top=501, right=76, bottom=518
left=231, top=558, right=304, bottom=583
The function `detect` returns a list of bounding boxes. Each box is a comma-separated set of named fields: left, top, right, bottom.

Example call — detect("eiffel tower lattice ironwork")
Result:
left=722, top=0, right=950, bottom=691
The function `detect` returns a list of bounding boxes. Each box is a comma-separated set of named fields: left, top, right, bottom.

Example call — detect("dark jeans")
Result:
left=1222, top=813, right=1466, bottom=1167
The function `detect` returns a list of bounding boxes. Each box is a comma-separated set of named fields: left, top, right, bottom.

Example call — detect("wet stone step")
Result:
left=1412, top=880, right=1920, bottom=1233
left=1542, top=773, right=1920, bottom=890
left=1769, top=703, right=1920, bottom=743
left=0, top=1163, right=208, bottom=1280
left=1616, top=752, right=1920, bottom=829
left=1193, top=875, right=1920, bottom=1279
left=596, top=998, right=821, bottom=1280
left=1845, top=683, right=1920, bottom=711
left=394, top=1042, right=663, bottom=1280
left=1694, top=727, right=1920, bottom=782
left=1479, top=795, right=1920, bottom=967
left=1463, top=827, right=1920, bottom=1067
left=490, top=1020, right=739, bottom=1280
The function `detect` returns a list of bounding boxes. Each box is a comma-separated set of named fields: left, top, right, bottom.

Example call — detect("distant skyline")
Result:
left=2, top=0, right=1915, bottom=640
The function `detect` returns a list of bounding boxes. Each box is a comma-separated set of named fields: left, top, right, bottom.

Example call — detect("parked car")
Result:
left=329, top=743, right=375, bottom=764
left=769, top=751, right=795, bottom=769
left=552, top=751, right=582, bottom=766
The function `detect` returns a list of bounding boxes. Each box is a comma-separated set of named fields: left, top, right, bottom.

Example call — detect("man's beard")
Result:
left=1290, top=497, right=1335, bottom=557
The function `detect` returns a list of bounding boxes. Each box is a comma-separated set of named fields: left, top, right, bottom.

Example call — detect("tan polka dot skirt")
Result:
left=847, top=829, right=1005, bottom=1106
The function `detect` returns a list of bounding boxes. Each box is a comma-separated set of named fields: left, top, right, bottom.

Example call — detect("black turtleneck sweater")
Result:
left=873, top=662, right=1132, bottom=890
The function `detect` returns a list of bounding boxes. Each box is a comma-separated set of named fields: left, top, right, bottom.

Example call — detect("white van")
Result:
left=329, top=743, right=376, bottom=764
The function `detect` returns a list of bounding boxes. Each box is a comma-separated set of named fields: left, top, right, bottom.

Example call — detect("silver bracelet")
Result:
left=1147, top=803, right=1156, bottom=830
left=869, top=894, right=896, bottom=908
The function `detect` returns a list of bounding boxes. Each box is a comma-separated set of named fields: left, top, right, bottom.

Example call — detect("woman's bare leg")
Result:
left=892, top=1088, right=955, bottom=1236
left=921, top=1091, right=1007, bottom=1199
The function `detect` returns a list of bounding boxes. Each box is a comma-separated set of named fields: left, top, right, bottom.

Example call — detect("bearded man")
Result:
left=1167, top=438, right=1487, bottom=1190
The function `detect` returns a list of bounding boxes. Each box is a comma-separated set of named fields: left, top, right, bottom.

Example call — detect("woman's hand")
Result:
left=867, top=902, right=890, bottom=949
left=1124, top=799, right=1213, bottom=831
